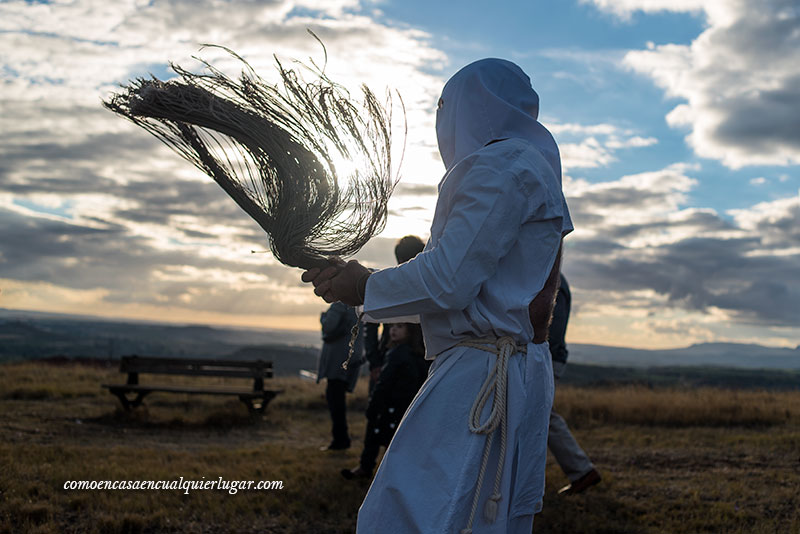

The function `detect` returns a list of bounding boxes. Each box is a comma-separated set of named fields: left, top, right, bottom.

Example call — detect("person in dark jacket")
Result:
left=342, top=322, right=428, bottom=479
left=318, top=301, right=363, bottom=451
left=363, top=235, right=426, bottom=393
left=547, top=274, right=601, bottom=494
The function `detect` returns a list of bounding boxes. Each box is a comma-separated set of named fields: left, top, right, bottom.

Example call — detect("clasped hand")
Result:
left=301, top=258, right=370, bottom=307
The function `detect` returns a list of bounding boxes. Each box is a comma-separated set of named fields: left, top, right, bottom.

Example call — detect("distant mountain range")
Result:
left=1, top=307, right=798, bottom=371
left=568, top=342, right=800, bottom=370
left=0, top=308, right=323, bottom=375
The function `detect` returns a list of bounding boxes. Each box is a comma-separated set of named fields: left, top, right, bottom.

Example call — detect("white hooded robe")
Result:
left=358, top=58, right=573, bottom=534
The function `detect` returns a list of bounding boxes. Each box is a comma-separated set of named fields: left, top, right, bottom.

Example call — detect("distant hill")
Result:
left=560, top=363, right=800, bottom=391
left=0, top=307, right=797, bottom=371
left=0, top=308, right=322, bottom=367
left=569, top=342, right=800, bottom=370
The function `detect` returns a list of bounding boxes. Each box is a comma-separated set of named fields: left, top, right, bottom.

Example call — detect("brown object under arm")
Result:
left=528, top=243, right=563, bottom=344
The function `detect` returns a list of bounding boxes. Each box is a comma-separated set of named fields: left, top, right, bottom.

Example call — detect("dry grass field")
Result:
left=1, top=361, right=798, bottom=534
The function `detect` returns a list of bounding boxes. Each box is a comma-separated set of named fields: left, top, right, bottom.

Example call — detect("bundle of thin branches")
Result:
left=104, top=41, right=404, bottom=270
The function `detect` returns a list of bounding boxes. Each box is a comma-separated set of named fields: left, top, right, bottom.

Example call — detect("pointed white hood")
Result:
left=435, top=58, right=561, bottom=180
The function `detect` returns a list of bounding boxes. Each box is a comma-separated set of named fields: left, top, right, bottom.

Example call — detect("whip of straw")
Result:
left=103, top=38, right=406, bottom=271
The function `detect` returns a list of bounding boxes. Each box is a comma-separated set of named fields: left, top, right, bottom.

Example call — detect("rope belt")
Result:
left=456, top=336, right=527, bottom=534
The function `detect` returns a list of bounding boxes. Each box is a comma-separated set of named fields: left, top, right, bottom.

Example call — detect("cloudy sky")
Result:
left=2, top=0, right=799, bottom=349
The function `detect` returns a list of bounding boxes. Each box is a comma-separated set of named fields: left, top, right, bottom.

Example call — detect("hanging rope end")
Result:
left=484, top=493, right=501, bottom=523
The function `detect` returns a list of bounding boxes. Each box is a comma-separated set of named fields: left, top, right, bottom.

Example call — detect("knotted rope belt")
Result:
left=456, top=336, right=527, bottom=534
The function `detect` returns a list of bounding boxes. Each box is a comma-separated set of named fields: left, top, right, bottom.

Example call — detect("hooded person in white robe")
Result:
left=302, top=57, right=573, bottom=534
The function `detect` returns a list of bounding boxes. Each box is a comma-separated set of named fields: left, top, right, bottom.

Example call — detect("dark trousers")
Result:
left=325, top=379, right=350, bottom=447
left=359, top=420, right=385, bottom=471
left=359, top=416, right=398, bottom=472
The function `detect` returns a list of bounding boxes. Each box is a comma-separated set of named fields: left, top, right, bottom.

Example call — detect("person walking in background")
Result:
left=363, top=235, right=426, bottom=393
left=342, top=322, right=428, bottom=480
left=548, top=274, right=601, bottom=494
left=317, top=301, right=363, bottom=451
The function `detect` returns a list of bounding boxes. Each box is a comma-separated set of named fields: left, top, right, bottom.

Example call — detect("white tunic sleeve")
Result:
left=364, top=150, right=548, bottom=320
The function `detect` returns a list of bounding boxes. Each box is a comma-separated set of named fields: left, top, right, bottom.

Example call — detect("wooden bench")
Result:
left=102, top=355, right=282, bottom=413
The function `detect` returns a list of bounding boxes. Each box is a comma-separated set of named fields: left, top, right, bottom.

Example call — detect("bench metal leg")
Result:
left=262, top=391, right=278, bottom=410
left=240, top=392, right=278, bottom=414
left=110, top=389, right=150, bottom=411
left=240, top=396, right=256, bottom=414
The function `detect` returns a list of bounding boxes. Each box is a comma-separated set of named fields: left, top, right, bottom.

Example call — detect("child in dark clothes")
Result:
left=342, top=323, right=429, bottom=479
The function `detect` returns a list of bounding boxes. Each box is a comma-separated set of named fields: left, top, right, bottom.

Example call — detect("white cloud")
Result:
left=727, top=191, right=800, bottom=248
left=548, top=122, right=658, bottom=170
left=548, top=123, right=618, bottom=136
left=580, top=0, right=705, bottom=21
left=584, top=0, right=800, bottom=168
left=564, top=167, right=800, bottom=333
left=606, top=136, right=658, bottom=149
left=560, top=137, right=616, bottom=169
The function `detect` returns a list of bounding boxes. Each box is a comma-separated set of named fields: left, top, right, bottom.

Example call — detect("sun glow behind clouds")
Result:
left=0, top=0, right=450, bottom=333
left=2, top=0, right=799, bottom=347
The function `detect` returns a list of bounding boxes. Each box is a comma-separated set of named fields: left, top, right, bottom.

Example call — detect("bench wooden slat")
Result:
left=102, top=384, right=280, bottom=397
left=120, top=356, right=272, bottom=368
left=119, top=367, right=273, bottom=379
left=120, top=356, right=273, bottom=378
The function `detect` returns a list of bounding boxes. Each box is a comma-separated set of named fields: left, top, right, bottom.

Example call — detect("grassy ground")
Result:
left=1, top=361, right=798, bottom=534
